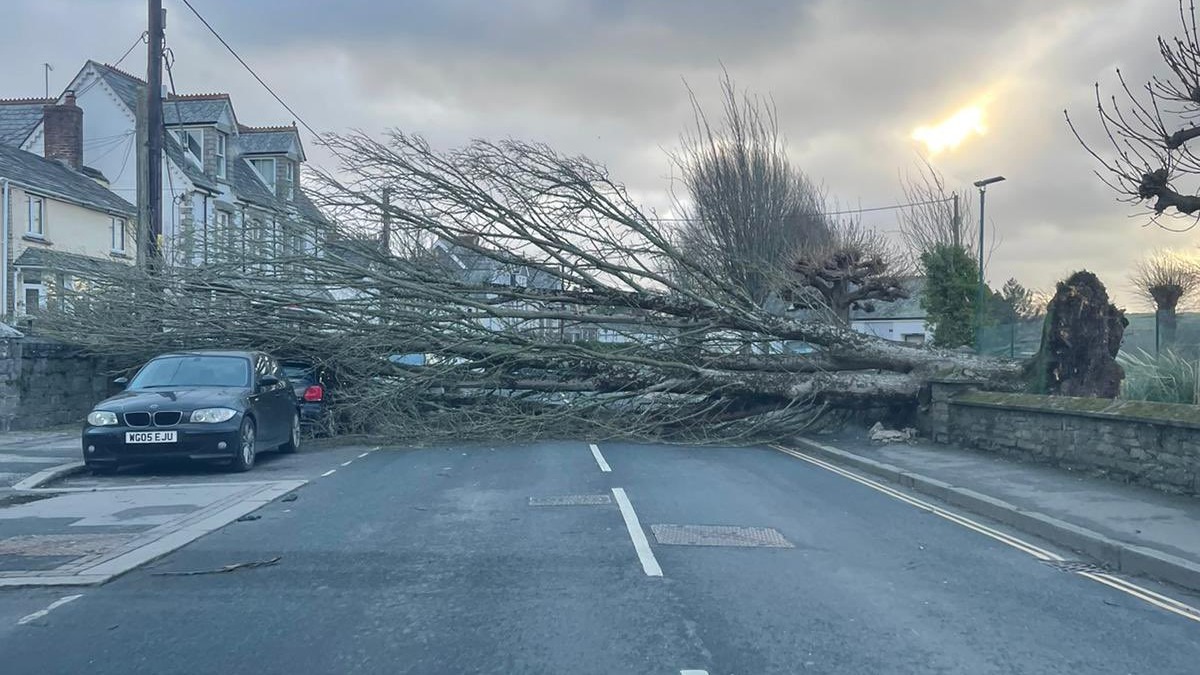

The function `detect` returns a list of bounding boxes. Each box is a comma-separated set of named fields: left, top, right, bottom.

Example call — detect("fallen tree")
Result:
left=34, top=132, right=1025, bottom=443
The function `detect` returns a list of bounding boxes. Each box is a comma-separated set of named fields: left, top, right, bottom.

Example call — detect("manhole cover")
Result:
left=528, top=495, right=612, bottom=506
left=651, top=524, right=794, bottom=548
left=1039, top=559, right=1113, bottom=575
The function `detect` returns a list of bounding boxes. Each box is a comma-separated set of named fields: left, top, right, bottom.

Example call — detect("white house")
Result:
left=13, top=61, right=327, bottom=270
left=850, top=277, right=930, bottom=344
left=0, top=94, right=136, bottom=316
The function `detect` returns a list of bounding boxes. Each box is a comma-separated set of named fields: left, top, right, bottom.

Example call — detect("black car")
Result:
left=82, top=350, right=301, bottom=474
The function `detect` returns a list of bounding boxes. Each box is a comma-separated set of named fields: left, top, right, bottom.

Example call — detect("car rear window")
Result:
left=129, top=356, right=251, bottom=389
left=282, top=365, right=314, bottom=384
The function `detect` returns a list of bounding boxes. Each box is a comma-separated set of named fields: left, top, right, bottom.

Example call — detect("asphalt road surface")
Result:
left=1, top=441, right=1198, bottom=674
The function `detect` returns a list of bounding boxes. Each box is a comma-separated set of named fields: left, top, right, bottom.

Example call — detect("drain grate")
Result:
left=651, top=524, right=794, bottom=548
left=1039, top=559, right=1113, bottom=575
left=528, top=494, right=612, bottom=507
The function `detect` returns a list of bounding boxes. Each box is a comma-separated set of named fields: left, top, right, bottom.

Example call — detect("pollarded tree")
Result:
left=790, top=219, right=910, bottom=324
left=1130, top=249, right=1200, bottom=349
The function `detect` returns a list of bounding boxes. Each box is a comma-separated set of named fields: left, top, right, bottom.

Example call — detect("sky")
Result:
left=0, top=0, right=1192, bottom=308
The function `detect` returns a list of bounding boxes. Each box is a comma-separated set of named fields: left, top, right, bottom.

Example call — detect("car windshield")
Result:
left=129, top=356, right=251, bottom=389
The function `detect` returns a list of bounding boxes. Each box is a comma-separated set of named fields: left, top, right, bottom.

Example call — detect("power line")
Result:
left=76, top=32, right=148, bottom=98
left=652, top=196, right=955, bottom=222
left=178, top=0, right=320, bottom=141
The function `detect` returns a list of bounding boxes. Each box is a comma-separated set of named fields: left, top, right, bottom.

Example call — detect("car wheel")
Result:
left=87, top=462, right=118, bottom=476
left=280, top=412, right=300, bottom=453
left=228, top=418, right=257, bottom=472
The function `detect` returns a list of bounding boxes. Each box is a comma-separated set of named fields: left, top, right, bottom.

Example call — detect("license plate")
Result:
left=125, top=430, right=178, bottom=444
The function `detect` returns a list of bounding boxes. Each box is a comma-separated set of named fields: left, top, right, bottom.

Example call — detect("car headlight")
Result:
left=87, top=410, right=119, bottom=426
left=190, top=408, right=238, bottom=424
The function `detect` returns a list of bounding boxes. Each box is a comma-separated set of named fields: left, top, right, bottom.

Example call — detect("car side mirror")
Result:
left=113, top=377, right=129, bottom=388
left=258, top=374, right=280, bottom=388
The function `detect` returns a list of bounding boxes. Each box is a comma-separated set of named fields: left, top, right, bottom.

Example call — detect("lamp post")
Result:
left=972, top=175, right=1005, bottom=353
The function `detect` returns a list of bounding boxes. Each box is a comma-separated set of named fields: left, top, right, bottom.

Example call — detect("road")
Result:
left=1, top=441, right=1198, bottom=674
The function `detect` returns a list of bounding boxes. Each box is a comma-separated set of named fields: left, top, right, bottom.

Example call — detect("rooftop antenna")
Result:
left=43, top=63, right=53, bottom=98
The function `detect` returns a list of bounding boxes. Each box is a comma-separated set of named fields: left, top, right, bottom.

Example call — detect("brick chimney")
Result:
left=43, top=90, right=83, bottom=170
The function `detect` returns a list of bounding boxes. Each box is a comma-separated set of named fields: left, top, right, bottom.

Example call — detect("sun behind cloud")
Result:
left=912, top=105, right=987, bottom=155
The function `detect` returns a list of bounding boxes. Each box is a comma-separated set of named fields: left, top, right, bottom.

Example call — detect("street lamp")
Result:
left=973, top=175, right=1005, bottom=354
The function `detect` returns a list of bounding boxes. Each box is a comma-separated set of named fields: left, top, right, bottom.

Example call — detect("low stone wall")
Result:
left=0, top=336, right=110, bottom=431
left=931, top=381, right=1200, bottom=495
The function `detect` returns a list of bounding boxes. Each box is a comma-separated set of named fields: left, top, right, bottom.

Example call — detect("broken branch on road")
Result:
left=153, top=556, right=282, bottom=577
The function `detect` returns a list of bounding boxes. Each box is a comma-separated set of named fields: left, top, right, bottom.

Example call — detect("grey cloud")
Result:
left=0, top=0, right=1184, bottom=305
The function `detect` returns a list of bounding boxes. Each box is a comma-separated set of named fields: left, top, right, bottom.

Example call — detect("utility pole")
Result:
left=145, top=0, right=165, bottom=269
left=951, top=192, right=961, bottom=250
left=380, top=187, right=392, bottom=254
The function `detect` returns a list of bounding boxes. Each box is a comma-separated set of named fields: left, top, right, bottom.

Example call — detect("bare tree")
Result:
left=1067, top=1, right=1200, bottom=225
left=669, top=72, right=831, bottom=308
left=790, top=218, right=911, bottom=324
left=34, top=132, right=1022, bottom=444
left=1130, top=249, right=1200, bottom=348
left=896, top=160, right=974, bottom=258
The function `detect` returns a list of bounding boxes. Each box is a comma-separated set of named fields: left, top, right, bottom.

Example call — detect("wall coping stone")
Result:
left=952, top=391, right=1200, bottom=431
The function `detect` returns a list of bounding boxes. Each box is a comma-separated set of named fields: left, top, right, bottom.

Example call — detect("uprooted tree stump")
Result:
left=1026, top=270, right=1127, bottom=398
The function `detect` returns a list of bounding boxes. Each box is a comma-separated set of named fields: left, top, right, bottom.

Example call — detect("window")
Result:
left=24, top=287, right=40, bottom=313
left=20, top=269, right=44, bottom=314
left=210, top=211, right=230, bottom=261
left=26, top=195, right=44, bottom=237
left=215, top=132, right=227, bottom=179
left=249, top=158, right=276, bottom=189
left=110, top=217, right=126, bottom=253
left=176, top=129, right=203, bottom=168
left=284, top=161, right=295, bottom=200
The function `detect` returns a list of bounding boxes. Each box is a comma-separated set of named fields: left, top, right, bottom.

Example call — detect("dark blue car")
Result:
left=82, top=350, right=301, bottom=474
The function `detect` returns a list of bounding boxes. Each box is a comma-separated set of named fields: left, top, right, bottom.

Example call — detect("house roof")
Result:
left=163, top=95, right=231, bottom=126
left=237, top=127, right=298, bottom=155
left=850, top=277, right=926, bottom=321
left=435, top=239, right=561, bottom=290
left=0, top=98, right=52, bottom=147
left=89, top=61, right=143, bottom=111
left=0, top=143, right=134, bottom=216
left=78, top=60, right=323, bottom=223
left=14, top=247, right=128, bottom=275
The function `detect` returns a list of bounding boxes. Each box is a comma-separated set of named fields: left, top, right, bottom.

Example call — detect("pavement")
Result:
left=0, top=428, right=80, bottom=504
left=0, top=440, right=1198, bottom=674
left=0, top=432, right=374, bottom=586
left=791, top=429, right=1200, bottom=591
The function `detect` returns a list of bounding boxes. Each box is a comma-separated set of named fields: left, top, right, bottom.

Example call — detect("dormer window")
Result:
left=176, top=129, right=204, bottom=168
left=215, top=132, right=227, bottom=178
left=283, top=161, right=294, bottom=200
left=248, top=157, right=276, bottom=190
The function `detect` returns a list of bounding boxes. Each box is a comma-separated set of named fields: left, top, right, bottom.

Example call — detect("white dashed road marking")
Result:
left=357, top=452, right=369, bottom=458
left=340, top=460, right=353, bottom=467
left=320, top=469, right=336, bottom=477
left=612, top=487, right=662, bottom=577
left=680, top=670, right=709, bottom=675
left=17, top=594, right=83, bottom=625
left=589, top=443, right=611, bottom=472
